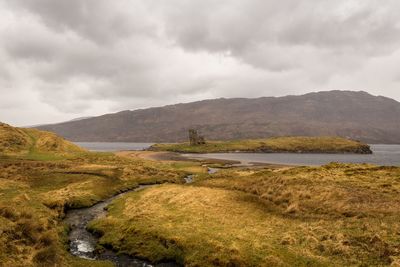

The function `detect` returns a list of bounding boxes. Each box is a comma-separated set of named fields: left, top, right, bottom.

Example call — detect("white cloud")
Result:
left=0, top=0, right=399, bottom=126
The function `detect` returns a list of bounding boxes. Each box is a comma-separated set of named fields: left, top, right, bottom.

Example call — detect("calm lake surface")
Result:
left=74, top=142, right=154, bottom=152
left=187, top=145, right=400, bottom=166
left=74, top=143, right=400, bottom=166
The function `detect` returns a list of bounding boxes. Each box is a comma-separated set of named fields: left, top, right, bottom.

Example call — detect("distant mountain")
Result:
left=36, top=91, right=400, bottom=144
left=67, top=116, right=94, bottom=122
left=25, top=116, right=93, bottom=128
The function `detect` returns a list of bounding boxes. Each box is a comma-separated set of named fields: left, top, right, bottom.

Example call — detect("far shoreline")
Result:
left=115, top=150, right=294, bottom=169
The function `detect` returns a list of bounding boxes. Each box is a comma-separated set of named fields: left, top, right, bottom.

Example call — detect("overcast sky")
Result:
left=1, top=0, right=400, bottom=126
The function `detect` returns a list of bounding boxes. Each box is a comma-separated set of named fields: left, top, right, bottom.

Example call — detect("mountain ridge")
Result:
left=36, top=90, right=400, bottom=144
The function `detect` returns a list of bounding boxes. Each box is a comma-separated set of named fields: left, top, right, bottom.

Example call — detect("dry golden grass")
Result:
left=90, top=184, right=329, bottom=266
left=0, top=198, right=113, bottom=267
left=0, top=122, right=85, bottom=158
left=90, top=163, right=400, bottom=266
left=0, top=123, right=157, bottom=265
left=0, top=122, right=31, bottom=154
left=26, top=128, right=85, bottom=154
left=116, top=151, right=173, bottom=161
left=0, top=143, right=195, bottom=266
left=1, top=122, right=399, bottom=266
left=199, top=163, right=400, bottom=219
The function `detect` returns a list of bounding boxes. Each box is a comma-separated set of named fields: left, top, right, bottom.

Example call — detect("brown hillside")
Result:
left=37, top=91, right=400, bottom=143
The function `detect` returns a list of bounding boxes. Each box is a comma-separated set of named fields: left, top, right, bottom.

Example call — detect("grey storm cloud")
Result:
left=0, top=0, right=400, bottom=126
left=152, top=0, right=400, bottom=69
left=8, top=0, right=155, bottom=44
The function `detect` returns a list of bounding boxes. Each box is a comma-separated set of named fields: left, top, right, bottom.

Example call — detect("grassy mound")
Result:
left=0, top=122, right=32, bottom=154
left=0, top=122, right=85, bottom=158
left=149, top=136, right=372, bottom=154
left=89, top=163, right=400, bottom=266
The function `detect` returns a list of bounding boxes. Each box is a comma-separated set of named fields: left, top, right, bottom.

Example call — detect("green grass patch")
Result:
left=150, top=136, right=372, bottom=154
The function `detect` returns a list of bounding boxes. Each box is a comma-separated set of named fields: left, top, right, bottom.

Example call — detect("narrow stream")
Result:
left=64, top=185, right=173, bottom=266
left=64, top=169, right=219, bottom=266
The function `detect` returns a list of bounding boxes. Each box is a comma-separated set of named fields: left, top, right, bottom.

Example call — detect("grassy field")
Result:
left=0, top=123, right=208, bottom=266
left=2, top=123, right=399, bottom=266
left=89, top=163, right=400, bottom=266
left=0, top=151, right=201, bottom=266
left=149, top=136, right=372, bottom=154
left=0, top=153, right=206, bottom=266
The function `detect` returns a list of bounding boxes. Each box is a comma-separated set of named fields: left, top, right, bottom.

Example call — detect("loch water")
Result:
left=74, top=143, right=400, bottom=166
left=186, top=145, right=400, bottom=166
left=74, top=142, right=154, bottom=152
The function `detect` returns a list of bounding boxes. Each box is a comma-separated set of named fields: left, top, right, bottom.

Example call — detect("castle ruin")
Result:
left=188, top=129, right=206, bottom=146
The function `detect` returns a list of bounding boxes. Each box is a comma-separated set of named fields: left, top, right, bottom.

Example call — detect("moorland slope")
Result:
left=37, top=91, right=400, bottom=143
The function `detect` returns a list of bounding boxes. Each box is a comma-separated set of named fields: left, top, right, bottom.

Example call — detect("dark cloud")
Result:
left=7, top=0, right=156, bottom=44
left=153, top=0, right=400, bottom=70
left=0, top=0, right=400, bottom=126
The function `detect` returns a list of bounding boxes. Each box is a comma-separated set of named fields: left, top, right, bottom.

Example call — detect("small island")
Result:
left=149, top=135, right=373, bottom=154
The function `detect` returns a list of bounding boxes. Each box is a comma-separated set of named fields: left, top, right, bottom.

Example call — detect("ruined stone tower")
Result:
left=188, top=129, right=206, bottom=146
